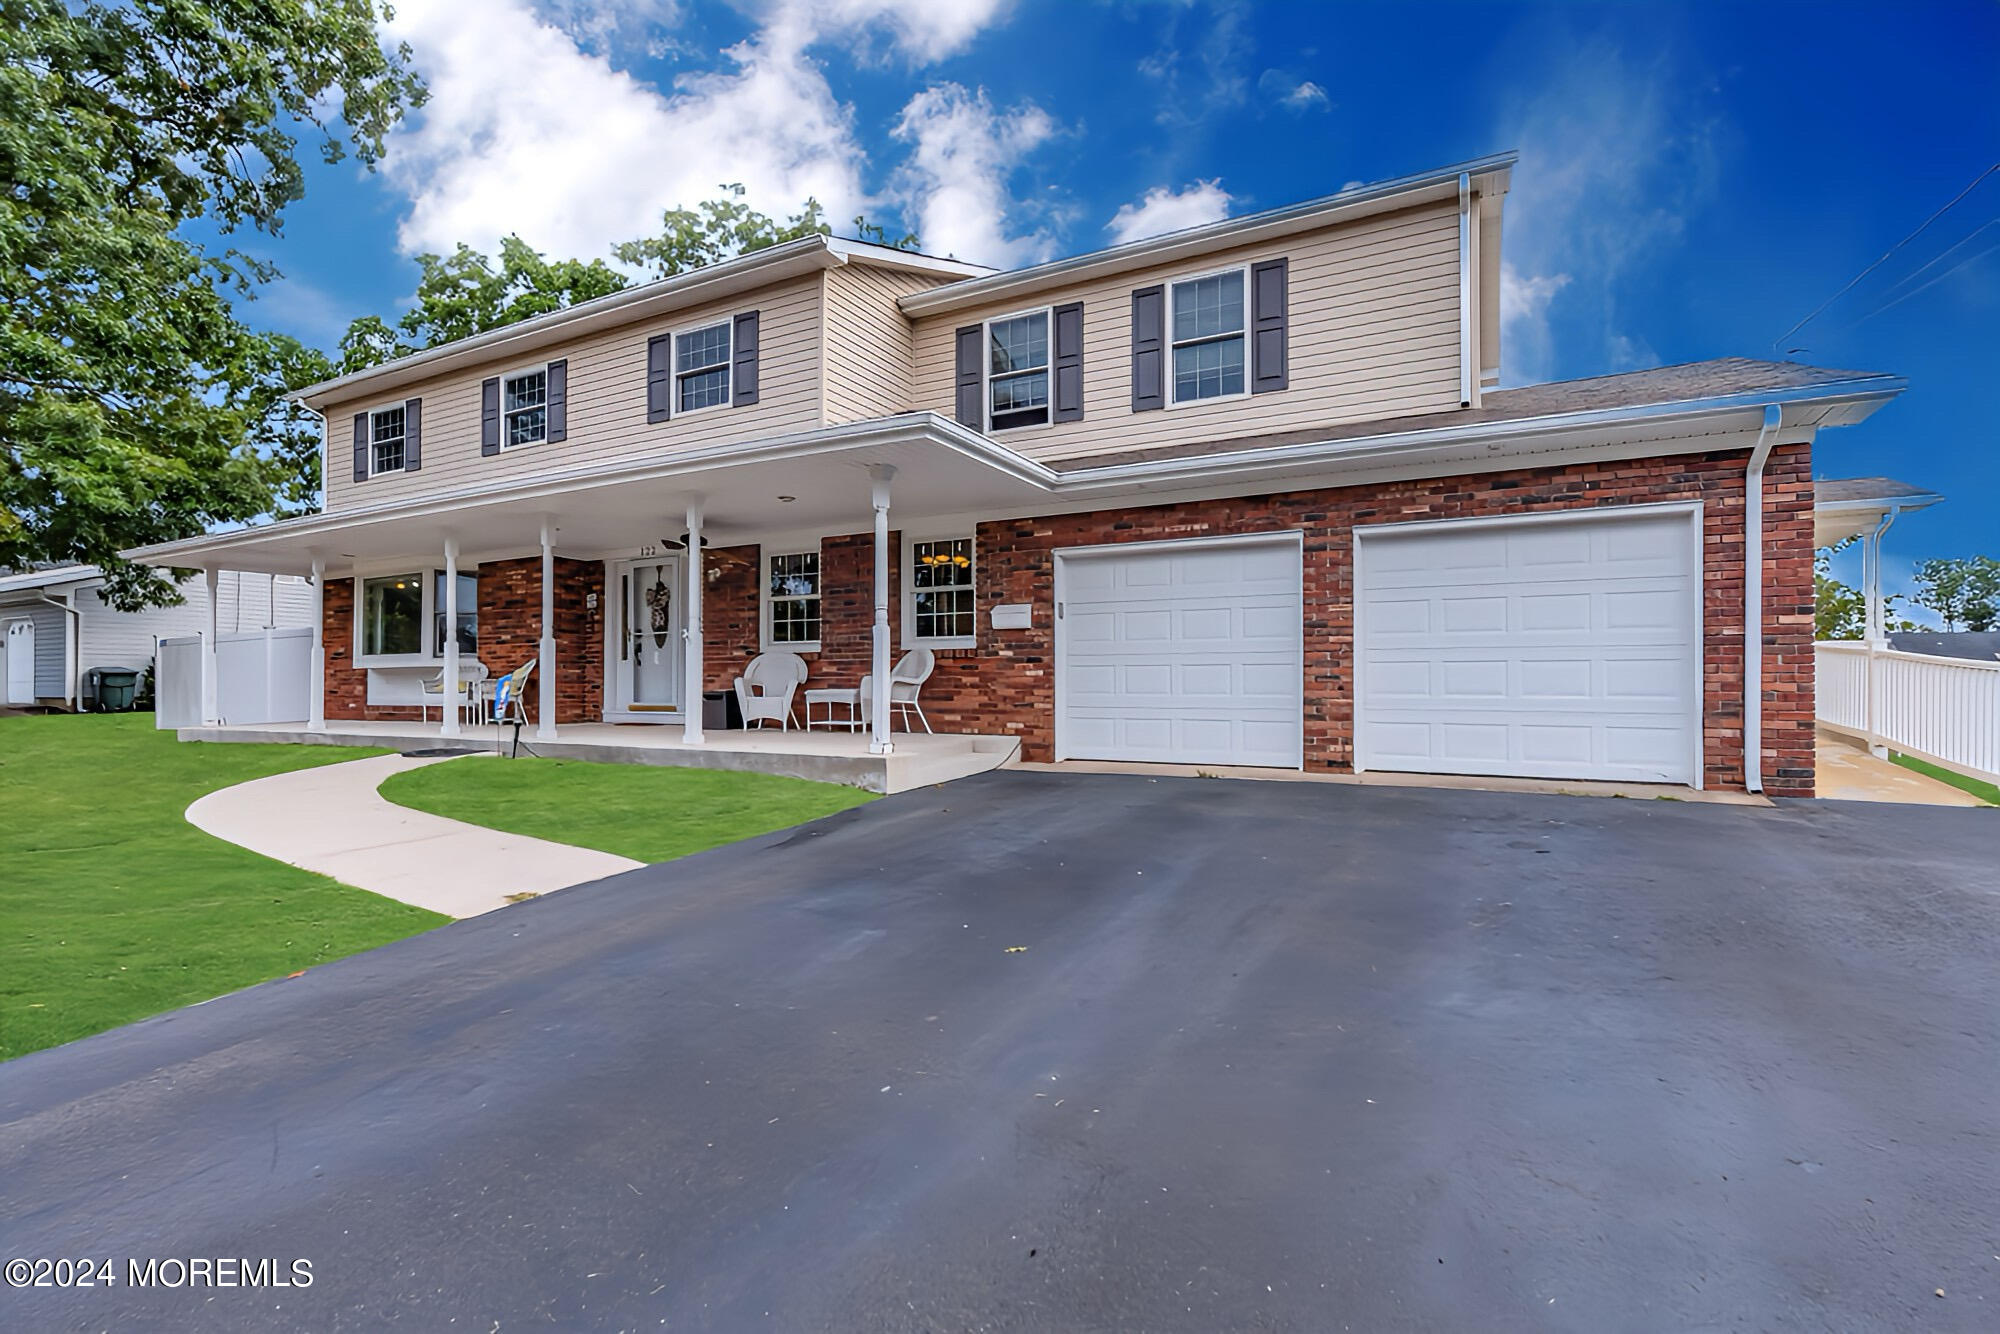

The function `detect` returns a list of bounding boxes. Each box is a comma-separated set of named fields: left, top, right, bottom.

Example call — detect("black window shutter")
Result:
left=351, top=412, right=368, bottom=481
left=1052, top=302, right=1085, bottom=423
left=953, top=324, right=983, bottom=427
left=732, top=310, right=760, bottom=406
left=546, top=359, right=568, bottom=442
left=646, top=334, right=673, bottom=423
left=1251, top=258, right=1289, bottom=394
left=403, top=397, right=422, bottom=471
left=480, top=377, right=501, bottom=456
left=1130, top=285, right=1165, bottom=412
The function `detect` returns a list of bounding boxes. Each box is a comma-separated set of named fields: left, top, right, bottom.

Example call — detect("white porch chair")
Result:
left=734, top=651, right=808, bottom=730
left=487, top=657, right=536, bottom=727
left=860, top=647, right=936, bottom=734
left=419, top=660, right=487, bottom=726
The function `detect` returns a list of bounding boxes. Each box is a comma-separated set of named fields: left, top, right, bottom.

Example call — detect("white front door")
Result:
left=611, top=558, right=684, bottom=717
left=5, top=619, right=33, bottom=705
left=1055, top=535, right=1305, bottom=768
left=1354, top=507, right=1702, bottom=785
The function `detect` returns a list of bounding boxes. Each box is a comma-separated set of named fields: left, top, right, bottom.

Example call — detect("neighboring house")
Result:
left=0, top=565, right=312, bottom=711
left=1888, top=632, right=2000, bottom=662
left=128, top=152, right=1908, bottom=795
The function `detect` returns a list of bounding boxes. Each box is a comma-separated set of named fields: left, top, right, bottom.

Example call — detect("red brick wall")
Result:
left=321, top=444, right=1813, bottom=793
left=323, top=558, right=606, bottom=724
left=692, top=444, right=1811, bottom=794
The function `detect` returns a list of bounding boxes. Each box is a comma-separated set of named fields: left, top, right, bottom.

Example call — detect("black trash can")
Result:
left=700, top=689, right=742, bottom=731
left=85, top=666, right=142, bottom=712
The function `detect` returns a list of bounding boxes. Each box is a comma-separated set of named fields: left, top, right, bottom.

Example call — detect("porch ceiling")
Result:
left=132, top=418, right=1058, bottom=576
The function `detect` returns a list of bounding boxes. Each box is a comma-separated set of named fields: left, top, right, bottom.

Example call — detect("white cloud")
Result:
left=1496, top=37, right=1722, bottom=383
left=1107, top=180, right=1232, bottom=245
left=769, top=0, right=1014, bottom=65
left=1139, top=0, right=1251, bottom=125
left=890, top=83, right=1057, bottom=267
left=377, top=0, right=1017, bottom=265
left=1257, top=69, right=1329, bottom=113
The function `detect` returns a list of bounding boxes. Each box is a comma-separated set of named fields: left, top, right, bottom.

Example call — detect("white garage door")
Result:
left=1056, top=536, right=1303, bottom=768
left=1356, top=508, right=1700, bottom=784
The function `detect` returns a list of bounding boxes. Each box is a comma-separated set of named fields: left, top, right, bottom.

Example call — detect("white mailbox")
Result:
left=990, top=603, right=1033, bottom=630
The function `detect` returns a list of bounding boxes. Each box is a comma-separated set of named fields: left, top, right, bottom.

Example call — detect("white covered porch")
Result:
left=130, top=414, right=1059, bottom=784
left=1809, top=477, right=1998, bottom=786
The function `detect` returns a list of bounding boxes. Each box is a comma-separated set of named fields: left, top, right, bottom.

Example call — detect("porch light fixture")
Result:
left=778, top=495, right=796, bottom=503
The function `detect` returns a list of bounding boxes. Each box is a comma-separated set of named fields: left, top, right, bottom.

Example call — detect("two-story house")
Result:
left=130, top=152, right=1906, bottom=795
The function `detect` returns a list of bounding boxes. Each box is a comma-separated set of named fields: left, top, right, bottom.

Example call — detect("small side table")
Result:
left=804, top=686, right=861, bottom=731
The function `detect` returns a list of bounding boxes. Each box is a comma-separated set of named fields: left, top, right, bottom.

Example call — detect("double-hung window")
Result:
left=986, top=310, right=1049, bottom=431
left=502, top=369, right=548, bottom=447
left=908, top=537, right=976, bottom=645
left=369, top=405, right=407, bottom=475
left=1169, top=268, right=1247, bottom=405
left=360, top=573, right=424, bottom=657
left=675, top=321, right=732, bottom=413
left=766, top=551, right=820, bottom=649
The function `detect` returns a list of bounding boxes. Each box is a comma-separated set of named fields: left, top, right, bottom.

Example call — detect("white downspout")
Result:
left=441, top=536, right=461, bottom=738
left=308, top=557, right=326, bottom=731
left=1742, top=404, right=1782, bottom=793
left=1457, top=171, right=1474, bottom=408
left=202, top=567, right=220, bottom=725
left=1860, top=504, right=1904, bottom=758
left=538, top=520, right=558, bottom=741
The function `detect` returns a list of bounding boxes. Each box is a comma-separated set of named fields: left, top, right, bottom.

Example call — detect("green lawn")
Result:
left=379, top=757, right=878, bottom=863
left=1891, top=752, right=1999, bottom=805
left=0, top=714, right=447, bottom=1061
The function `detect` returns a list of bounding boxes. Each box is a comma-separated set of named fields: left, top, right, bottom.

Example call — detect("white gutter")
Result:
left=899, top=151, right=1519, bottom=317
left=34, top=593, right=83, bottom=711
left=1742, top=403, right=1782, bottom=794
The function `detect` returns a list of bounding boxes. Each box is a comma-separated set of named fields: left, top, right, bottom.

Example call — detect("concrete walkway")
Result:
left=185, top=754, right=643, bottom=917
left=1816, top=728, right=1988, bottom=806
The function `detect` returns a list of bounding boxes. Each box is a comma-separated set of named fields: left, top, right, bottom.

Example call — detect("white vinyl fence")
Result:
left=1816, top=641, right=2000, bottom=782
left=155, top=635, right=202, bottom=728
left=155, top=627, right=313, bottom=729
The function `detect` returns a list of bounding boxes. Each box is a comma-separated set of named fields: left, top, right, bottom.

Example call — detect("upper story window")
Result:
left=503, top=369, right=547, bottom=447
left=360, top=573, right=424, bottom=656
left=986, top=311, right=1049, bottom=431
left=766, top=550, right=820, bottom=649
left=1169, top=268, right=1246, bottom=405
left=369, top=406, right=407, bottom=475
left=676, top=322, right=732, bottom=412
left=907, top=537, right=976, bottom=645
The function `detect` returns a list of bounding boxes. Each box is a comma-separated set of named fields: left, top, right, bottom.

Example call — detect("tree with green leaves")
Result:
left=1815, top=545, right=1926, bottom=640
left=1, top=0, right=423, bottom=606
left=1911, top=556, right=2000, bottom=632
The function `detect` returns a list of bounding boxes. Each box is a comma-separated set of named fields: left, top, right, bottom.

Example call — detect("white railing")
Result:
left=155, top=626, right=313, bottom=729
left=1815, top=641, right=2000, bottom=782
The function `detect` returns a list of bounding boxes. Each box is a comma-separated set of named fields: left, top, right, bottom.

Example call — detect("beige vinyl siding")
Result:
left=323, top=273, right=825, bottom=512
left=908, top=200, right=1464, bottom=464
left=821, top=265, right=943, bottom=424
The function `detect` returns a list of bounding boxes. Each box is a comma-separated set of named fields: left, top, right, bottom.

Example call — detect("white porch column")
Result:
left=683, top=499, right=705, bottom=745
left=869, top=465, right=896, bottom=756
left=308, top=557, right=326, bottom=731
left=441, top=536, right=461, bottom=737
left=201, top=567, right=220, bottom=725
left=538, top=521, right=558, bottom=740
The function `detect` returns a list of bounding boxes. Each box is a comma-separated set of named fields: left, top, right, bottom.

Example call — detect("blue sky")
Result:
left=244, top=0, right=1998, bottom=591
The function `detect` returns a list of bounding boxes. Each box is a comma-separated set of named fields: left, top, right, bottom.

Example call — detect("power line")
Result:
left=1837, top=214, right=2000, bottom=329
left=1772, top=161, right=1998, bottom=354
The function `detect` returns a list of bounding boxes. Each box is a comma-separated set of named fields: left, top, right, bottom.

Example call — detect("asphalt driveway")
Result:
left=2, top=772, right=1996, bottom=1331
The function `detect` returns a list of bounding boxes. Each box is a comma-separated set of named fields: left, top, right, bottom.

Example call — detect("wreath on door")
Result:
left=644, top=572, right=672, bottom=650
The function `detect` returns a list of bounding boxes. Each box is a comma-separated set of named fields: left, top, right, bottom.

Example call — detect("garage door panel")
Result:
left=1058, top=539, right=1303, bottom=768
left=1358, top=511, right=1698, bottom=785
